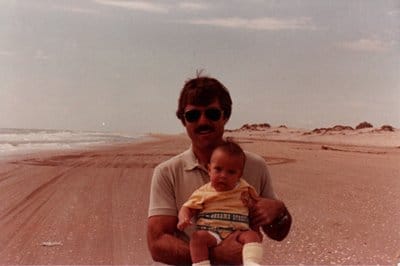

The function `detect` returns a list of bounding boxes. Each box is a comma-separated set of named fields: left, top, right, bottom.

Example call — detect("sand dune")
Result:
left=227, top=125, right=400, bottom=148
left=0, top=131, right=399, bottom=264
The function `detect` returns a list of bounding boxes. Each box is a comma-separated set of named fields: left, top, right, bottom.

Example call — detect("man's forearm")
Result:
left=149, top=233, right=191, bottom=264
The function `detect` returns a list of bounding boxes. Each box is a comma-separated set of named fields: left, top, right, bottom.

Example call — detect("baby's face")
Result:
left=208, top=149, right=244, bottom=192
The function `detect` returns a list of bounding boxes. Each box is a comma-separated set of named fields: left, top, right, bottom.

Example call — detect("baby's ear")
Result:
left=239, top=169, right=244, bottom=178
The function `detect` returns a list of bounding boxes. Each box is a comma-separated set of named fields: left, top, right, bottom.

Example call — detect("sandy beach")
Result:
left=0, top=128, right=399, bottom=265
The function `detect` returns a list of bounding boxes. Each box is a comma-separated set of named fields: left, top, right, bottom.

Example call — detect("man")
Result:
left=147, top=75, right=291, bottom=265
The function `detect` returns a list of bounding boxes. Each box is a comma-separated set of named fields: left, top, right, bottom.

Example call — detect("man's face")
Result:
left=183, top=100, right=227, bottom=150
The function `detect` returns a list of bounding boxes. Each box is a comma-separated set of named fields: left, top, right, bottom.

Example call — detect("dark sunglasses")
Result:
left=184, top=108, right=224, bottom=123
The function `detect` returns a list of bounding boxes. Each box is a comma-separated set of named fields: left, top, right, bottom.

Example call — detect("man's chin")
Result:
left=197, top=135, right=220, bottom=147
left=195, top=131, right=216, bottom=141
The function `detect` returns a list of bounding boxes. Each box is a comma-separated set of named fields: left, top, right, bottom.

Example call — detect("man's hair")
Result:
left=213, top=139, right=246, bottom=167
left=176, top=73, right=232, bottom=125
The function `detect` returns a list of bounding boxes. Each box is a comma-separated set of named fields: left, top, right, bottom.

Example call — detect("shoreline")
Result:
left=0, top=133, right=161, bottom=163
left=2, top=126, right=399, bottom=162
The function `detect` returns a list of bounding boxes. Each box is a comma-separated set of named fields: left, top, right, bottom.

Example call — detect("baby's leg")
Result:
left=190, top=230, right=218, bottom=265
left=238, top=229, right=262, bottom=244
left=238, top=230, right=263, bottom=266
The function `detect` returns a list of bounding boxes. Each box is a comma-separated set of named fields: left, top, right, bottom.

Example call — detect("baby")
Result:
left=177, top=140, right=263, bottom=266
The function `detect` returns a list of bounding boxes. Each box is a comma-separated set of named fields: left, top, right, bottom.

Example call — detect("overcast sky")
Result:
left=1, top=0, right=399, bottom=134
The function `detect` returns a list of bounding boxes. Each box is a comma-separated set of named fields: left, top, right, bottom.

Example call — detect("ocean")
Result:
left=0, top=128, right=145, bottom=157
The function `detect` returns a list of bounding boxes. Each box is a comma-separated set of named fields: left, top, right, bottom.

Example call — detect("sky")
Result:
left=1, top=0, right=399, bottom=134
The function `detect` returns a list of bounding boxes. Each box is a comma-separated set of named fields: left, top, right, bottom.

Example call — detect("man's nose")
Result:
left=197, top=112, right=210, bottom=124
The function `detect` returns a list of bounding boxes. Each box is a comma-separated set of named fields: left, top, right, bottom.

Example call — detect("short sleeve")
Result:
left=259, top=164, right=278, bottom=199
left=243, top=151, right=278, bottom=200
left=182, top=188, right=205, bottom=210
left=148, top=165, right=177, bottom=217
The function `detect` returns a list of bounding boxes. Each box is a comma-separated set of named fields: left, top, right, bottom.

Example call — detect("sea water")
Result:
left=0, top=128, right=144, bottom=157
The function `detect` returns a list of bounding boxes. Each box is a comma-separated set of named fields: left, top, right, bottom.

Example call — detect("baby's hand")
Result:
left=177, top=218, right=191, bottom=231
left=241, top=188, right=260, bottom=209
left=177, top=206, right=196, bottom=231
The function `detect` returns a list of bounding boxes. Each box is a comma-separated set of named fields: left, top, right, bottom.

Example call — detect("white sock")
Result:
left=242, top=242, right=263, bottom=266
left=193, top=259, right=211, bottom=266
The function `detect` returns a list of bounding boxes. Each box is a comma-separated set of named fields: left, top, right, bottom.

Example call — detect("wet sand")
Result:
left=0, top=131, right=399, bottom=265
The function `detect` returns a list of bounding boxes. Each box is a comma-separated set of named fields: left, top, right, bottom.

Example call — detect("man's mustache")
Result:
left=195, top=125, right=215, bottom=133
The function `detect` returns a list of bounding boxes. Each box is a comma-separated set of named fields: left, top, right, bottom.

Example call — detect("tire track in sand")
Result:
left=0, top=168, right=71, bottom=222
left=0, top=166, right=73, bottom=254
left=10, top=153, right=174, bottom=169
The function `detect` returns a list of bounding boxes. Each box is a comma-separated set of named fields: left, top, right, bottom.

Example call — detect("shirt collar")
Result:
left=183, top=146, right=207, bottom=172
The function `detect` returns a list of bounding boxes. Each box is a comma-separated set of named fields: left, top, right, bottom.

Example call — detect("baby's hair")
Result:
left=213, top=139, right=246, bottom=165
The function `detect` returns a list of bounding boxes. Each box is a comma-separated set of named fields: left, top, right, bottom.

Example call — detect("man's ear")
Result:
left=180, top=118, right=187, bottom=127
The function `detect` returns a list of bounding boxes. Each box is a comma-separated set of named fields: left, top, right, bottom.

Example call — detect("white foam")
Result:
left=0, top=128, right=142, bottom=156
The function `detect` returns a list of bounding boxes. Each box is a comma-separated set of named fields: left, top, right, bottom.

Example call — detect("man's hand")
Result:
left=250, top=198, right=291, bottom=241
left=250, top=198, right=285, bottom=228
left=209, top=231, right=243, bottom=265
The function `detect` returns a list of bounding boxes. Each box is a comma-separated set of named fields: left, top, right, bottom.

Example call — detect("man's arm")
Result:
left=148, top=214, right=243, bottom=265
left=147, top=215, right=191, bottom=264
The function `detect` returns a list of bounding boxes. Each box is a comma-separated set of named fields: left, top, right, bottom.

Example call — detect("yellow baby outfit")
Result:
left=183, top=178, right=258, bottom=239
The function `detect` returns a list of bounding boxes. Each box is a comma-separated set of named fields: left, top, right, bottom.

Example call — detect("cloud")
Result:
left=338, top=38, right=394, bottom=53
left=178, top=2, right=209, bottom=11
left=387, top=9, right=400, bottom=16
left=0, top=50, right=15, bottom=57
left=94, top=0, right=168, bottom=13
left=186, top=17, right=316, bottom=31
left=59, top=7, right=100, bottom=15
left=34, top=50, right=49, bottom=60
